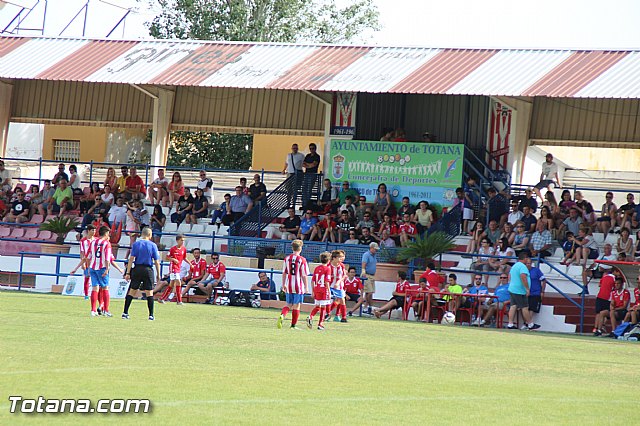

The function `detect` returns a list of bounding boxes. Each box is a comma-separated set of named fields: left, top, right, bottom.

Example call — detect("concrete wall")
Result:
left=42, top=125, right=107, bottom=162
left=252, top=134, right=325, bottom=172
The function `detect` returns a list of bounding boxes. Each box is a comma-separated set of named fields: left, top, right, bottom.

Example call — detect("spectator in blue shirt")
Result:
left=466, top=274, right=489, bottom=306
left=298, top=209, right=318, bottom=240
left=528, top=265, right=547, bottom=314
left=507, top=252, right=540, bottom=330
left=251, top=271, right=277, bottom=300
left=475, top=273, right=511, bottom=326
left=222, top=186, right=253, bottom=226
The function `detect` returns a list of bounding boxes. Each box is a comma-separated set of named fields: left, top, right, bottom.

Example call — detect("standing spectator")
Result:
left=597, top=192, right=617, bottom=235
left=171, top=188, right=194, bottom=225
left=0, top=160, right=13, bottom=197
left=528, top=264, right=547, bottom=315
left=533, top=153, right=561, bottom=200
left=222, top=186, right=252, bottom=226
left=123, top=167, right=145, bottom=201
left=4, top=191, right=30, bottom=223
left=197, top=170, right=214, bottom=204
left=211, top=193, right=230, bottom=226
left=301, top=143, right=320, bottom=207
left=251, top=271, right=277, bottom=300
left=249, top=173, right=267, bottom=204
left=167, top=172, right=185, bottom=208
left=278, top=207, right=301, bottom=240
left=148, top=169, right=169, bottom=206
left=103, top=167, right=116, bottom=190
left=414, top=200, right=433, bottom=235
left=46, top=179, right=73, bottom=219
left=506, top=252, right=540, bottom=330
left=360, top=242, right=379, bottom=315
left=373, top=183, right=392, bottom=222
left=149, top=204, right=166, bottom=245
left=528, top=220, right=553, bottom=259
left=188, top=188, right=209, bottom=224
left=52, top=163, right=69, bottom=187
left=113, top=165, right=129, bottom=197
left=593, top=269, right=620, bottom=336
left=282, top=143, right=305, bottom=177
left=297, top=210, right=317, bottom=240
left=486, top=187, right=509, bottom=227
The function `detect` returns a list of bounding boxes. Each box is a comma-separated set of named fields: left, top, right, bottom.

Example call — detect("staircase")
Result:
left=229, top=173, right=322, bottom=237
left=542, top=294, right=594, bottom=333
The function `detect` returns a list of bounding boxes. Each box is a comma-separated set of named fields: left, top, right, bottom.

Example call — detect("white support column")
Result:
left=303, top=90, right=332, bottom=172
left=150, top=88, right=175, bottom=168
left=495, top=96, right=533, bottom=185
left=0, top=81, right=13, bottom=157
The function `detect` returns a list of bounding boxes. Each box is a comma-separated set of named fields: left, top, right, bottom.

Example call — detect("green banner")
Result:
left=328, top=139, right=464, bottom=208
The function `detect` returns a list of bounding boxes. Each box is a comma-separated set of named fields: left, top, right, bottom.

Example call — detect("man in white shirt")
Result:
left=148, top=169, right=169, bottom=206
left=534, top=153, right=561, bottom=200
left=507, top=200, right=523, bottom=225
left=282, top=144, right=305, bottom=177
left=197, top=170, right=214, bottom=204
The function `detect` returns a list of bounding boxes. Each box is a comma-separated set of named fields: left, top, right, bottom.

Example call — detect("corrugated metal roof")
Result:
left=1, top=36, right=640, bottom=98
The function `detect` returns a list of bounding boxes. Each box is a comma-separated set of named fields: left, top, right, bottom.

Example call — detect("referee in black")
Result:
left=122, top=227, right=161, bottom=320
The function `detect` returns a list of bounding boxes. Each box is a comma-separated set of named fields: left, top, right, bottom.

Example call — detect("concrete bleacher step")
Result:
left=543, top=295, right=596, bottom=332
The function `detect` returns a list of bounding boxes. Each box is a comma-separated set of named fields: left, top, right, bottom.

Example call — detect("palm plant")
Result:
left=396, top=232, right=456, bottom=267
left=39, top=216, right=79, bottom=245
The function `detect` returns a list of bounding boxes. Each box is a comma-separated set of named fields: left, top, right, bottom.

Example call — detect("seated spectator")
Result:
left=101, top=184, right=114, bottom=206
left=442, top=273, right=464, bottom=312
left=335, top=210, right=355, bottom=243
left=126, top=200, right=150, bottom=232
left=397, top=197, right=415, bottom=220
left=167, top=172, right=185, bottom=208
left=617, top=193, right=636, bottom=229
left=199, top=253, right=227, bottom=304
left=511, top=221, right=530, bottom=256
left=188, top=188, right=209, bottom=224
left=25, top=184, right=39, bottom=204
left=81, top=193, right=110, bottom=229
left=520, top=205, right=537, bottom=233
left=543, top=190, right=560, bottom=223
left=311, top=213, right=336, bottom=242
left=376, top=213, right=399, bottom=241
left=419, top=262, right=446, bottom=289
left=466, top=221, right=486, bottom=254
left=559, top=232, right=577, bottom=265
left=335, top=181, right=359, bottom=209
left=507, top=200, right=523, bottom=225
left=0, top=160, right=13, bottom=197
left=344, top=267, right=364, bottom=313
left=466, top=274, right=489, bottom=306
left=316, top=178, right=337, bottom=213
left=45, top=179, right=73, bottom=219
left=499, top=222, right=515, bottom=246
left=148, top=168, right=169, bottom=206
left=197, top=170, right=214, bottom=204
left=379, top=229, right=396, bottom=248
left=597, top=192, right=617, bottom=235
left=123, top=167, right=145, bottom=201
left=516, top=188, right=538, bottom=213
left=374, top=271, right=410, bottom=318
left=250, top=271, right=277, bottom=300
left=414, top=200, right=433, bottom=235
left=211, top=193, right=231, bottom=227
left=4, top=190, right=30, bottom=223
left=356, top=212, right=375, bottom=232
left=108, top=197, right=128, bottom=226
left=249, top=174, right=267, bottom=205
left=616, top=227, right=634, bottom=259
left=149, top=204, right=166, bottom=245
left=180, top=248, right=208, bottom=298
left=79, top=182, right=101, bottom=214
left=595, top=277, right=630, bottom=337
left=354, top=195, right=370, bottom=222
left=68, top=164, right=82, bottom=196
left=222, top=186, right=252, bottom=226
left=574, top=191, right=596, bottom=226
left=103, top=167, right=117, bottom=190
left=373, top=183, right=392, bottom=223
left=411, top=278, right=430, bottom=320
left=343, top=230, right=359, bottom=244
left=398, top=213, right=417, bottom=247
left=528, top=220, right=553, bottom=259
left=171, top=188, right=194, bottom=225
left=471, top=238, right=495, bottom=282
left=474, top=274, right=510, bottom=326
left=52, top=163, right=69, bottom=187
left=339, top=195, right=356, bottom=219
left=297, top=210, right=317, bottom=240
left=358, top=227, right=376, bottom=245
left=491, top=238, right=515, bottom=276
left=623, top=276, right=640, bottom=325
left=557, top=189, right=576, bottom=225
left=572, top=226, right=599, bottom=267
left=485, top=220, right=501, bottom=245
left=113, top=165, right=129, bottom=197
left=239, top=177, right=249, bottom=196
left=538, top=206, right=556, bottom=238
left=559, top=207, right=583, bottom=240
left=278, top=207, right=301, bottom=240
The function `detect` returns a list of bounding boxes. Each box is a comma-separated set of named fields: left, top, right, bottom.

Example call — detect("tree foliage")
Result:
left=166, top=131, right=253, bottom=170
left=146, top=0, right=380, bottom=43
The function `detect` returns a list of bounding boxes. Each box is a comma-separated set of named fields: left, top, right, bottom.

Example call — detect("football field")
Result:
left=0, top=291, right=636, bottom=425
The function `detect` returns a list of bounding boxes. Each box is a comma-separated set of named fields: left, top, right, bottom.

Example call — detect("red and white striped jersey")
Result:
left=79, top=237, right=93, bottom=259
left=312, top=264, right=332, bottom=301
left=190, top=258, right=207, bottom=279
left=282, top=253, right=309, bottom=294
left=330, top=262, right=346, bottom=290
left=88, top=238, right=114, bottom=270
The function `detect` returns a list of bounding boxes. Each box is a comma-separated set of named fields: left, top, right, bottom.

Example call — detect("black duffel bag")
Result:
left=228, top=290, right=261, bottom=308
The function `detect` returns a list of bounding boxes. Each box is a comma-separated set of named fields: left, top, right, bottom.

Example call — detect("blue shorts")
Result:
left=83, top=268, right=90, bottom=277
left=331, top=288, right=345, bottom=299
left=89, top=268, right=109, bottom=288
left=285, top=293, right=304, bottom=305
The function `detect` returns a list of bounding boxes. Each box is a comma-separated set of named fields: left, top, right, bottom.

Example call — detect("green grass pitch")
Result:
left=0, top=291, right=636, bottom=425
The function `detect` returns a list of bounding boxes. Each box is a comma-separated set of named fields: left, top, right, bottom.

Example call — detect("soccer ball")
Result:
left=217, top=297, right=230, bottom=306
left=250, top=299, right=261, bottom=308
left=442, top=311, right=456, bottom=325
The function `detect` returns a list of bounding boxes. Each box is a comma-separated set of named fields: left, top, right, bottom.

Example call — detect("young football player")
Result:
left=306, top=252, right=332, bottom=330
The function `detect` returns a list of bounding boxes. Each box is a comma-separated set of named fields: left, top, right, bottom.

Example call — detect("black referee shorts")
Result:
left=130, top=265, right=154, bottom=291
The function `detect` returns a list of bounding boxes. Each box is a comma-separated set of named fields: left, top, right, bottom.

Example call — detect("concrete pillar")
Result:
left=150, top=88, right=175, bottom=168
left=0, top=81, right=13, bottom=158
left=495, top=96, right=533, bottom=185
